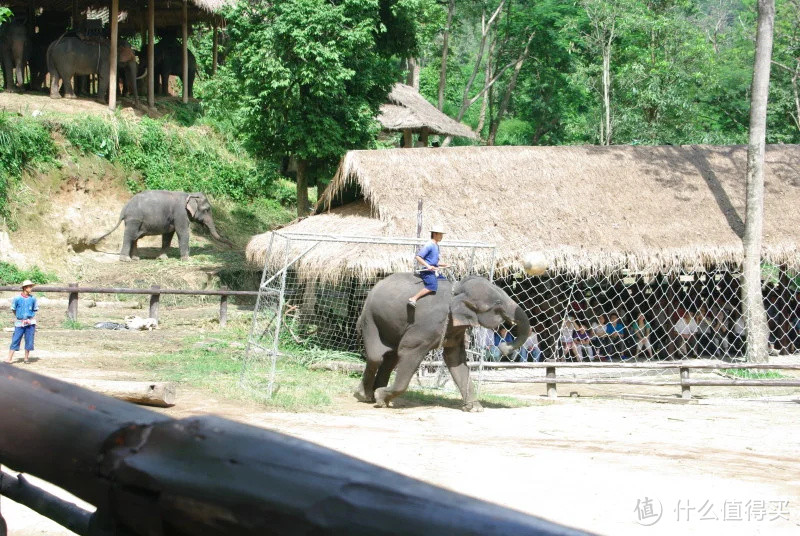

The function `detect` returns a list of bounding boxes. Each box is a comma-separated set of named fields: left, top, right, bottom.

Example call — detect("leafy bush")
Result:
left=59, top=115, right=277, bottom=201
left=0, top=114, right=57, bottom=218
left=0, top=261, right=57, bottom=285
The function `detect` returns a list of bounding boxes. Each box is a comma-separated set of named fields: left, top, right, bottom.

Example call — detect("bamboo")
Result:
left=108, top=0, right=119, bottom=110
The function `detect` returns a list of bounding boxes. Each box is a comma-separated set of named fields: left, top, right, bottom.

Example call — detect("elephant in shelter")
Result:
left=0, top=19, right=31, bottom=92
left=356, top=274, right=531, bottom=411
left=47, top=35, right=139, bottom=103
left=139, top=39, right=196, bottom=97
left=90, top=191, right=234, bottom=261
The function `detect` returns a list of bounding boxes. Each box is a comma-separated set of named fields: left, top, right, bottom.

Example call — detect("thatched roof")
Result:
left=247, top=144, right=800, bottom=280
left=377, top=84, right=478, bottom=140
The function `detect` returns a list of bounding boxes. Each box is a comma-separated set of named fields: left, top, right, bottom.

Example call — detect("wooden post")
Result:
left=419, top=127, right=429, bottom=147
left=149, top=285, right=160, bottom=321
left=182, top=0, right=189, bottom=103
left=219, top=286, right=228, bottom=327
left=212, top=23, right=218, bottom=75
left=546, top=366, right=557, bottom=398
left=108, top=0, right=119, bottom=110
left=680, top=367, right=691, bottom=399
left=403, top=129, right=413, bottom=148
left=67, top=283, right=79, bottom=321
left=148, top=0, right=155, bottom=108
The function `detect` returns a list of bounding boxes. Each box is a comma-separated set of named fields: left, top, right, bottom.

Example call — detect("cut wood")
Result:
left=309, top=360, right=365, bottom=374
left=63, top=380, right=176, bottom=407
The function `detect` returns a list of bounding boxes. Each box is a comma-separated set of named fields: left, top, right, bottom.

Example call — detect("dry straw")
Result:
left=377, top=83, right=478, bottom=140
left=248, top=144, right=800, bottom=281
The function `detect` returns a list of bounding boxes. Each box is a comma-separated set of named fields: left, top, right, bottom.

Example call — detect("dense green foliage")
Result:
left=0, top=114, right=57, bottom=219
left=0, top=261, right=57, bottom=285
left=409, top=0, right=798, bottom=146
left=57, top=115, right=274, bottom=201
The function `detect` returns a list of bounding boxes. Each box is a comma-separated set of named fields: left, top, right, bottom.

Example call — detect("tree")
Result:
left=213, top=0, right=419, bottom=216
left=742, top=0, right=776, bottom=363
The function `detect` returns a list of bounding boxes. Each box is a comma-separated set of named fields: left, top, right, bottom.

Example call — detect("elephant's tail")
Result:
left=89, top=217, right=123, bottom=246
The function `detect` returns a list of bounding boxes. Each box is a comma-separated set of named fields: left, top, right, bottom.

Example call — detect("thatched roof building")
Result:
left=247, top=144, right=800, bottom=280
left=378, top=83, right=478, bottom=141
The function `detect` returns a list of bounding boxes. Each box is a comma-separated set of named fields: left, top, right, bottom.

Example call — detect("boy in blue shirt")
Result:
left=408, top=226, right=449, bottom=307
left=7, top=280, right=38, bottom=364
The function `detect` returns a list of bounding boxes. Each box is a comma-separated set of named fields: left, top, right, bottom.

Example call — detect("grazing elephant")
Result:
left=0, top=19, right=30, bottom=92
left=356, top=274, right=531, bottom=411
left=47, top=35, right=138, bottom=103
left=90, top=191, right=234, bottom=261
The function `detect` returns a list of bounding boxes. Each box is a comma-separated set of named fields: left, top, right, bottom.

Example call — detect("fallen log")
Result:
left=0, top=363, right=588, bottom=536
left=62, top=380, right=176, bottom=407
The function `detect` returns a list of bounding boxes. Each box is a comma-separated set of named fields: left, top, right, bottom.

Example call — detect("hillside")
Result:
left=0, top=93, right=295, bottom=291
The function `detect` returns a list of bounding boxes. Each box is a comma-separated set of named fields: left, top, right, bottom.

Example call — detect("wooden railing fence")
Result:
left=0, top=285, right=259, bottom=327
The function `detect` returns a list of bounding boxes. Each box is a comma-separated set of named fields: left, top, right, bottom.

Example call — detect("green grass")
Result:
left=722, top=368, right=787, bottom=379
left=0, top=261, right=58, bottom=286
left=61, top=318, right=89, bottom=330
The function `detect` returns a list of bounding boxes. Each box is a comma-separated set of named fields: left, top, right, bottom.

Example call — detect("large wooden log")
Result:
left=63, top=379, right=176, bottom=407
left=0, top=364, right=586, bottom=536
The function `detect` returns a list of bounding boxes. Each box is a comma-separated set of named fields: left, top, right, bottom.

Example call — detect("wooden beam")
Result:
left=63, top=380, right=176, bottom=407
left=108, top=0, right=119, bottom=110
left=148, top=0, right=155, bottom=108
left=403, top=128, right=413, bottom=148
left=212, top=23, right=218, bottom=75
left=182, top=0, right=189, bottom=103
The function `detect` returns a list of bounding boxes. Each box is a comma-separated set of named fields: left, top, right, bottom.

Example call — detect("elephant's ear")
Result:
left=186, top=195, right=200, bottom=218
left=450, top=292, right=479, bottom=327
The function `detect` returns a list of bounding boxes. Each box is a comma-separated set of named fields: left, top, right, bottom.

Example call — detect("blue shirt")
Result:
left=605, top=321, right=625, bottom=335
left=416, top=240, right=440, bottom=270
left=11, top=294, right=38, bottom=327
left=494, top=331, right=514, bottom=346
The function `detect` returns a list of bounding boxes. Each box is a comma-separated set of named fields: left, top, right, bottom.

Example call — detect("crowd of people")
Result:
left=478, top=277, right=800, bottom=362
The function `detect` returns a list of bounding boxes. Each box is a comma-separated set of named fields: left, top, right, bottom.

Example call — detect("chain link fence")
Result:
left=243, top=233, right=800, bottom=398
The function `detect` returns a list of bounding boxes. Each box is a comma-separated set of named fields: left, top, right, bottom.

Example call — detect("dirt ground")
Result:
left=1, top=300, right=799, bottom=536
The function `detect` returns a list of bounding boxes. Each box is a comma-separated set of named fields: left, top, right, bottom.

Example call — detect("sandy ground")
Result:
left=1, top=300, right=799, bottom=535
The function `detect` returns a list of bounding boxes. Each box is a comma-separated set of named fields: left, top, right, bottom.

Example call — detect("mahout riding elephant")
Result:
left=356, top=274, right=531, bottom=411
left=47, top=35, right=138, bottom=104
left=90, top=191, right=234, bottom=261
left=0, top=18, right=31, bottom=92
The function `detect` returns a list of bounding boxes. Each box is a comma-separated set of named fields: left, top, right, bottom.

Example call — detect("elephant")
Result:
left=89, top=191, right=234, bottom=261
left=356, top=274, right=531, bottom=411
left=138, top=39, right=196, bottom=98
left=0, top=19, right=31, bottom=92
left=47, top=35, right=138, bottom=104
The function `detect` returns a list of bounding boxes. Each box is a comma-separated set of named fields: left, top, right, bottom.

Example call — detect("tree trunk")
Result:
left=438, top=0, right=455, bottom=111
left=296, top=158, right=310, bottom=217
left=406, top=57, right=420, bottom=90
left=742, top=0, right=775, bottom=363
left=601, top=44, right=612, bottom=145
left=476, top=34, right=495, bottom=136
left=488, top=31, right=535, bottom=146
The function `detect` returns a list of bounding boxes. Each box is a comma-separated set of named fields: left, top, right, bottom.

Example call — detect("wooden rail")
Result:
left=421, top=360, right=800, bottom=400
left=0, top=284, right=259, bottom=326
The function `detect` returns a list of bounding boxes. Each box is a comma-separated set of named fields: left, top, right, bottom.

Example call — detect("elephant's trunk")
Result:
left=508, top=303, right=531, bottom=350
left=204, top=219, right=235, bottom=247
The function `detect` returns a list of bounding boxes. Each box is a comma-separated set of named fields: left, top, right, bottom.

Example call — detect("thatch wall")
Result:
left=248, top=144, right=800, bottom=280
left=377, top=83, right=478, bottom=140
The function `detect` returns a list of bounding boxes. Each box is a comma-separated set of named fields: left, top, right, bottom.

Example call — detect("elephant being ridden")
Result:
left=356, top=274, right=531, bottom=411
left=90, top=191, right=233, bottom=261
left=47, top=35, right=138, bottom=104
left=0, top=19, right=31, bottom=92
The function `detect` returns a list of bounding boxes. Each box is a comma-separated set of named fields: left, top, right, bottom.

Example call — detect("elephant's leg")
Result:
left=355, top=321, right=392, bottom=403
left=49, top=67, right=61, bottom=98
left=159, top=232, right=174, bottom=259
left=130, top=239, right=140, bottom=261
left=177, top=229, right=190, bottom=260
left=373, top=351, right=398, bottom=391
left=443, top=340, right=482, bottom=412
left=119, top=222, right=139, bottom=261
left=62, top=73, right=76, bottom=99
left=374, top=334, right=430, bottom=408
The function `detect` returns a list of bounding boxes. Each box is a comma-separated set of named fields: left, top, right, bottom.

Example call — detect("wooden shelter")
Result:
left=246, top=144, right=800, bottom=280
left=377, top=83, right=478, bottom=147
left=3, top=0, right=231, bottom=109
